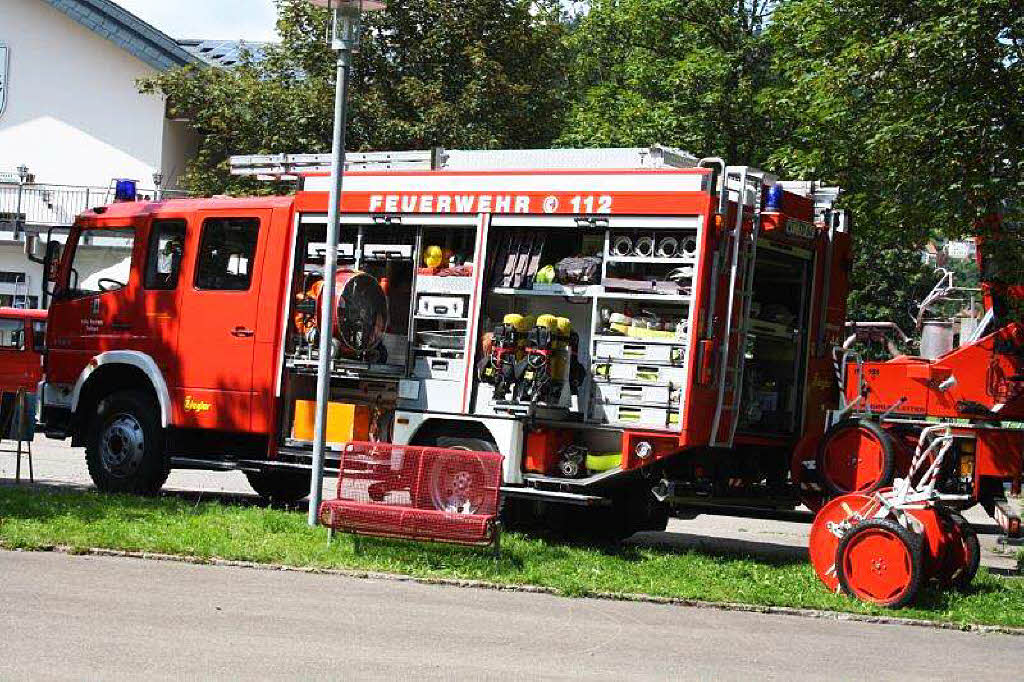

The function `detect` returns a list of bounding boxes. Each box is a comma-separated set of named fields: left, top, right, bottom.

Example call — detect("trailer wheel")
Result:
left=816, top=419, right=897, bottom=497
left=245, top=470, right=310, bottom=505
left=85, top=390, right=168, bottom=495
left=837, top=518, right=924, bottom=608
left=936, top=509, right=981, bottom=591
left=808, top=493, right=881, bottom=592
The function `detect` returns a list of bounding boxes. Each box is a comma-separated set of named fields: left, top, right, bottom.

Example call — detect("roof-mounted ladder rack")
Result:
left=229, top=145, right=701, bottom=181
left=229, top=149, right=445, bottom=180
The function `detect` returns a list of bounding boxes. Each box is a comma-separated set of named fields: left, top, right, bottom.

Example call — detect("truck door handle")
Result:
left=231, top=327, right=255, bottom=338
left=111, top=322, right=132, bottom=331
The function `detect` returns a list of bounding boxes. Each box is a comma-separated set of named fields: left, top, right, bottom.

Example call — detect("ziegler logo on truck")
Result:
left=184, top=396, right=212, bottom=413
left=367, top=193, right=614, bottom=215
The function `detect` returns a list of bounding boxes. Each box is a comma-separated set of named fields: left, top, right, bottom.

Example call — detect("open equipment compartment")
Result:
left=470, top=213, right=703, bottom=478
left=277, top=212, right=482, bottom=457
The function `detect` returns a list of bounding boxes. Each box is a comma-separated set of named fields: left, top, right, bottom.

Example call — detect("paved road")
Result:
left=1, top=551, right=1021, bottom=681
left=5, top=436, right=1019, bottom=572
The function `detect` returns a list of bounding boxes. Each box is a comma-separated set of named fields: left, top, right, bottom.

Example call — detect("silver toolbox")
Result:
left=416, top=275, right=474, bottom=295
left=414, top=356, right=466, bottom=382
left=398, top=379, right=464, bottom=412
left=593, top=340, right=685, bottom=365
left=592, top=362, right=687, bottom=386
left=592, top=382, right=678, bottom=406
left=417, top=294, right=467, bottom=319
left=363, top=243, right=414, bottom=260
left=590, top=403, right=681, bottom=431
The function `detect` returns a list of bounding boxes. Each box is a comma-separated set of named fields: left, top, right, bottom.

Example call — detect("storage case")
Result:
left=593, top=341, right=685, bottom=365
left=592, top=362, right=687, bottom=386
left=417, top=295, right=468, bottom=319
left=414, top=356, right=466, bottom=382
left=589, top=403, right=681, bottom=431
left=592, top=382, right=678, bottom=407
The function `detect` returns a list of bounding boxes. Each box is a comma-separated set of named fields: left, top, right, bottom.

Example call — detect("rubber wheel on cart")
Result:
left=808, top=493, right=882, bottom=592
left=936, top=509, right=981, bottom=591
left=836, top=518, right=924, bottom=609
left=816, top=419, right=897, bottom=497
left=245, top=470, right=310, bottom=505
left=86, top=390, right=169, bottom=495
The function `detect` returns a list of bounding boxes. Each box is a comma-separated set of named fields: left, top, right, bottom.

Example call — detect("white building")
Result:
left=0, top=0, right=205, bottom=307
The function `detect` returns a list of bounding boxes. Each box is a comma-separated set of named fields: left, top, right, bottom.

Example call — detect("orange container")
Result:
left=292, top=400, right=370, bottom=446
left=524, top=428, right=574, bottom=475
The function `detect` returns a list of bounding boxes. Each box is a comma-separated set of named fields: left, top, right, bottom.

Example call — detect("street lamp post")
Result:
left=152, top=172, right=164, bottom=201
left=304, top=0, right=386, bottom=527
left=14, top=164, right=29, bottom=239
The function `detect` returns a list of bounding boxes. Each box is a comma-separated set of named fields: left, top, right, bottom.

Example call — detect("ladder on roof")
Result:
left=709, top=167, right=765, bottom=447
left=228, top=146, right=699, bottom=180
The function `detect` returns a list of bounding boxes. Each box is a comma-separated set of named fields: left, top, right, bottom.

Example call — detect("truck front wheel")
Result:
left=245, top=470, right=310, bottom=505
left=85, top=390, right=169, bottom=495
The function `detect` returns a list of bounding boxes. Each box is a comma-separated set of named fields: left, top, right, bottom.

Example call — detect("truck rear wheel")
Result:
left=245, top=470, right=310, bottom=505
left=85, top=390, right=169, bottom=495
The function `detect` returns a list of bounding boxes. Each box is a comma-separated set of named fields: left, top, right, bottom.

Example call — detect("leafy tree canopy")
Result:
left=140, top=0, right=568, bottom=195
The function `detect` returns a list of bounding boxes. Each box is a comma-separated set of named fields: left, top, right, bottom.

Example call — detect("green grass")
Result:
left=1, top=486, right=1022, bottom=629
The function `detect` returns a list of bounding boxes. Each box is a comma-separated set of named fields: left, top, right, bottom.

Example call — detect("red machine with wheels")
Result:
left=803, top=216, right=1022, bottom=606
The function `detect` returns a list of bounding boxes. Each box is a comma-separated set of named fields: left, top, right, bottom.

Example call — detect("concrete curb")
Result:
left=3, top=542, right=1022, bottom=637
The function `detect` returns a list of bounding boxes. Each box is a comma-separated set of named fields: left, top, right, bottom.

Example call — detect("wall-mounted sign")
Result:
left=0, top=43, right=8, bottom=118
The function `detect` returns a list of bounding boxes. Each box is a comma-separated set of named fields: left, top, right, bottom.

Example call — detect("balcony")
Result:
left=0, top=182, right=187, bottom=237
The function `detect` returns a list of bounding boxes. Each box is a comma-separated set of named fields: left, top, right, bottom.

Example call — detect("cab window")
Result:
left=0, top=319, right=26, bottom=351
left=65, top=229, right=136, bottom=298
left=144, top=220, right=186, bottom=290
left=195, top=218, right=260, bottom=291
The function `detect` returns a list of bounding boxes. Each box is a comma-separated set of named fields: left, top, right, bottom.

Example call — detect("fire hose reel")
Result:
left=297, top=270, right=389, bottom=356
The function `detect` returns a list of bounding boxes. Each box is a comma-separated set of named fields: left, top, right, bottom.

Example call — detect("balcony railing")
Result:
left=0, top=182, right=189, bottom=234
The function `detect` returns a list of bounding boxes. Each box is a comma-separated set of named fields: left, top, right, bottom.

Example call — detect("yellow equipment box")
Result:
left=292, top=400, right=370, bottom=446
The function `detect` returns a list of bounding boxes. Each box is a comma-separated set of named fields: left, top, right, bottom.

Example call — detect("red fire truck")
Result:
left=35, top=147, right=1021, bottom=545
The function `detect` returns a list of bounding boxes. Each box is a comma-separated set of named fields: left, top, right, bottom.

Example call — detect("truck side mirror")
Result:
left=45, top=240, right=62, bottom=282
left=42, top=239, right=63, bottom=307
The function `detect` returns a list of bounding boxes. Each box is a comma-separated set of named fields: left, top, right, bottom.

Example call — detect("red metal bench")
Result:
left=318, top=442, right=504, bottom=552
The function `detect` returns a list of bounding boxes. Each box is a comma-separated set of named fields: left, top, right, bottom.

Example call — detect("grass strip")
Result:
left=1, top=486, right=1022, bottom=628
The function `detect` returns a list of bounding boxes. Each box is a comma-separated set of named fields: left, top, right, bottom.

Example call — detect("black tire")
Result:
left=836, top=518, right=924, bottom=609
left=433, top=436, right=500, bottom=454
left=816, top=418, right=898, bottom=498
left=85, top=390, right=168, bottom=495
left=245, top=470, right=310, bottom=505
left=942, top=509, right=982, bottom=591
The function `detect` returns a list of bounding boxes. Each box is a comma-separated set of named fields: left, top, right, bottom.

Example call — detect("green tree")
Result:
left=763, top=0, right=1022, bottom=323
left=557, top=0, right=776, bottom=163
left=140, top=0, right=569, bottom=195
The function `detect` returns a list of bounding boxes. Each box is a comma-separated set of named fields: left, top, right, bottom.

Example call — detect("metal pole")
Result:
left=308, top=36, right=353, bottom=527
left=14, top=177, right=24, bottom=240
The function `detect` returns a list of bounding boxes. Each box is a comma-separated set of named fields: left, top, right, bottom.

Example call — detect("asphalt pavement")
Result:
left=2, top=550, right=1022, bottom=681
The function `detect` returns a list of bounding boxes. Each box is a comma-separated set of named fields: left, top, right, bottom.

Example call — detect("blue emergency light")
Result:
left=766, top=184, right=784, bottom=211
left=114, top=179, right=138, bottom=202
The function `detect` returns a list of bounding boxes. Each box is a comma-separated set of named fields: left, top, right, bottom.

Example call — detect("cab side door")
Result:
left=174, top=211, right=270, bottom=432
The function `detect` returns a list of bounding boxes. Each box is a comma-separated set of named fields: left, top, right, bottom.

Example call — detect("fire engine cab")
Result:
left=35, top=147, right=1020, bottom=543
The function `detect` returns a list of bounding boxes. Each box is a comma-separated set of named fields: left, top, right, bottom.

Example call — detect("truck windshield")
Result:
left=65, top=228, right=136, bottom=298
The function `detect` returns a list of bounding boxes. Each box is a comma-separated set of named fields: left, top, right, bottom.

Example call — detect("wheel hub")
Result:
left=100, top=414, right=145, bottom=477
